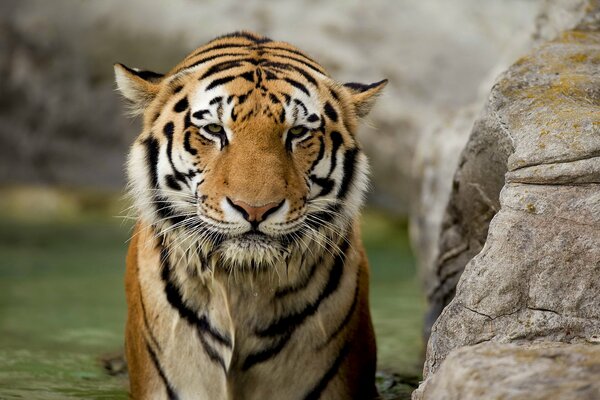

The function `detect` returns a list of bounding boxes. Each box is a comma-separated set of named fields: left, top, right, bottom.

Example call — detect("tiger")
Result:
left=115, top=31, right=387, bottom=400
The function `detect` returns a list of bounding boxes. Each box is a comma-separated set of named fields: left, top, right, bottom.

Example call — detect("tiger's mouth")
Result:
left=215, top=231, right=289, bottom=268
left=227, top=231, right=273, bottom=246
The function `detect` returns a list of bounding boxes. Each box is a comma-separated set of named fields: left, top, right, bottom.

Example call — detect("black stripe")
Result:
left=274, top=257, right=319, bottom=298
left=165, top=174, right=181, bottom=190
left=324, top=102, right=338, bottom=122
left=162, top=122, right=188, bottom=187
left=183, top=130, right=197, bottom=155
left=192, top=109, right=210, bottom=120
left=303, top=342, right=350, bottom=400
left=307, top=113, right=319, bottom=123
left=160, top=247, right=232, bottom=349
left=327, top=131, right=343, bottom=177
left=173, top=85, right=183, bottom=93
left=241, top=334, right=290, bottom=371
left=264, top=69, right=278, bottom=80
left=181, top=52, right=249, bottom=73
left=344, top=79, right=387, bottom=93
left=240, top=70, right=255, bottom=82
left=140, top=135, right=186, bottom=224
left=146, top=340, right=179, bottom=400
left=256, top=239, right=349, bottom=338
left=209, top=96, right=223, bottom=106
left=279, top=107, right=286, bottom=124
left=199, top=333, right=227, bottom=372
left=329, top=87, right=340, bottom=101
left=199, top=60, right=245, bottom=80
left=285, top=78, right=310, bottom=96
left=262, top=61, right=318, bottom=86
left=260, top=47, right=325, bottom=74
left=294, top=99, right=308, bottom=115
left=188, top=46, right=249, bottom=61
left=269, top=93, right=280, bottom=104
left=144, top=137, right=160, bottom=188
left=173, top=97, right=189, bottom=113
left=206, top=75, right=236, bottom=91
left=155, top=198, right=185, bottom=225
left=268, top=52, right=324, bottom=75
left=183, top=111, right=193, bottom=130
left=310, top=175, right=335, bottom=197
left=317, top=269, right=359, bottom=350
left=119, top=64, right=164, bottom=82
left=337, top=148, right=359, bottom=200
left=308, top=135, right=325, bottom=173
left=237, top=89, right=253, bottom=105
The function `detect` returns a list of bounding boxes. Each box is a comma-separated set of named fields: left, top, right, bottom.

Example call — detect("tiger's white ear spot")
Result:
left=343, top=79, right=388, bottom=118
left=114, top=63, right=163, bottom=116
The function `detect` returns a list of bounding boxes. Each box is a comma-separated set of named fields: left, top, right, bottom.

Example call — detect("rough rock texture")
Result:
left=413, top=342, right=600, bottom=400
left=0, top=0, right=541, bottom=211
left=413, top=0, right=600, bottom=337
left=413, top=2, right=600, bottom=397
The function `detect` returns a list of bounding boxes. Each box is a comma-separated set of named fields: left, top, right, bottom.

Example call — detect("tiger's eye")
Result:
left=206, top=124, right=224, bottom=134
left=289, top=126, right=306, bottom=136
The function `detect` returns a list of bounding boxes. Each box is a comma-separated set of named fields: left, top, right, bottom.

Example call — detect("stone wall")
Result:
left=413, top=1, right=600, bottom=397
left=410, top=0, right=596, bottom=337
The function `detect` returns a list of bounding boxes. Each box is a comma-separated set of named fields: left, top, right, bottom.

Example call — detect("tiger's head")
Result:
left=115, top=32, right=386, bottom=270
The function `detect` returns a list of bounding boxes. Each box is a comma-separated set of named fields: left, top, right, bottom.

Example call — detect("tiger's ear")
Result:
left=343, top=79, right=388, bottom=118
left=114, top=63, right=164, bottom=115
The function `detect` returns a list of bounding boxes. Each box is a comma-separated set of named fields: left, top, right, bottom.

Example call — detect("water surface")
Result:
left=0, top=211, right=423, bottom=399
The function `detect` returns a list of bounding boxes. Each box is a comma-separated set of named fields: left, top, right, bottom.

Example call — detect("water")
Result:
left=0, top=211, right=423, bottom=399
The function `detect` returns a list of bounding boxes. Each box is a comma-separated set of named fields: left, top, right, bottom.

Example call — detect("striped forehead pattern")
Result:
left=160, top=32, right=340, bottom=129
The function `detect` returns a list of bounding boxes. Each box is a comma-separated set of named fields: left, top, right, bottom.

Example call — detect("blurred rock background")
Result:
left=0, top=0, right=541, bottom=213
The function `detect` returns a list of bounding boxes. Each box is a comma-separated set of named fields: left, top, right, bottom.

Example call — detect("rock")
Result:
left=413, top=342, right=600, bottom=400
left=414, top=2, right=600, bottom=397
left=417, top=0, right=600, bottom=338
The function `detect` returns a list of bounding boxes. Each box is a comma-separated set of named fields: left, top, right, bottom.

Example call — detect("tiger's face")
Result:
left=116, top=32, right=386, bottom=269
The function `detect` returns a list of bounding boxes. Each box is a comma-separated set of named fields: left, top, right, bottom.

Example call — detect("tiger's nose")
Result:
left=226, top=198, right=284, bottom=224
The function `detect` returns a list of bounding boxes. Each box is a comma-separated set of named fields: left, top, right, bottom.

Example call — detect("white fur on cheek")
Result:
left=127, top=140, right=158, bottom=225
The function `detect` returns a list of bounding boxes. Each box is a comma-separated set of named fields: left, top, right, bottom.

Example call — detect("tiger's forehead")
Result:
left=170, top=32, right=329, bottom=79
left=157, top=34, right=337, bottom=130
left=184, top=70, right=323, bottom=130
left=144, top=32, right=353, bottom=135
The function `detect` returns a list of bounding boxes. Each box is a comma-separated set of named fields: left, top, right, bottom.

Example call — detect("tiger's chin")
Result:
left=215, top=233, right=288, bottom=270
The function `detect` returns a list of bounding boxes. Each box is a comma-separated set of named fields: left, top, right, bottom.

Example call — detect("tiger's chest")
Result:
left=135, top=232, right=360, bottom=400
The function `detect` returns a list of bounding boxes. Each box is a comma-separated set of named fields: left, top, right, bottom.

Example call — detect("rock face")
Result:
left=414, top=2, right=600, bottom=397
left=414, top=342, right=600, bottom=400
left=411, top=0, right=600, bottom=336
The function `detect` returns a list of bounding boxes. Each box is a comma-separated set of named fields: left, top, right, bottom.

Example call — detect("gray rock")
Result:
left=414, top=2, right=600, bottom=397
left=419, top=0, right=600, bottom=338
left=413, top=342, right=600, bottom=400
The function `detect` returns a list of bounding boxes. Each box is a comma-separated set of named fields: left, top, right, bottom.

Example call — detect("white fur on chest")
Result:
left=136, top=228, right=360, bottom=400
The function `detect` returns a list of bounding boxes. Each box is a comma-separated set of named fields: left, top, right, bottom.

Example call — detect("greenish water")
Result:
left=0, top=211, right=423, bottom=399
